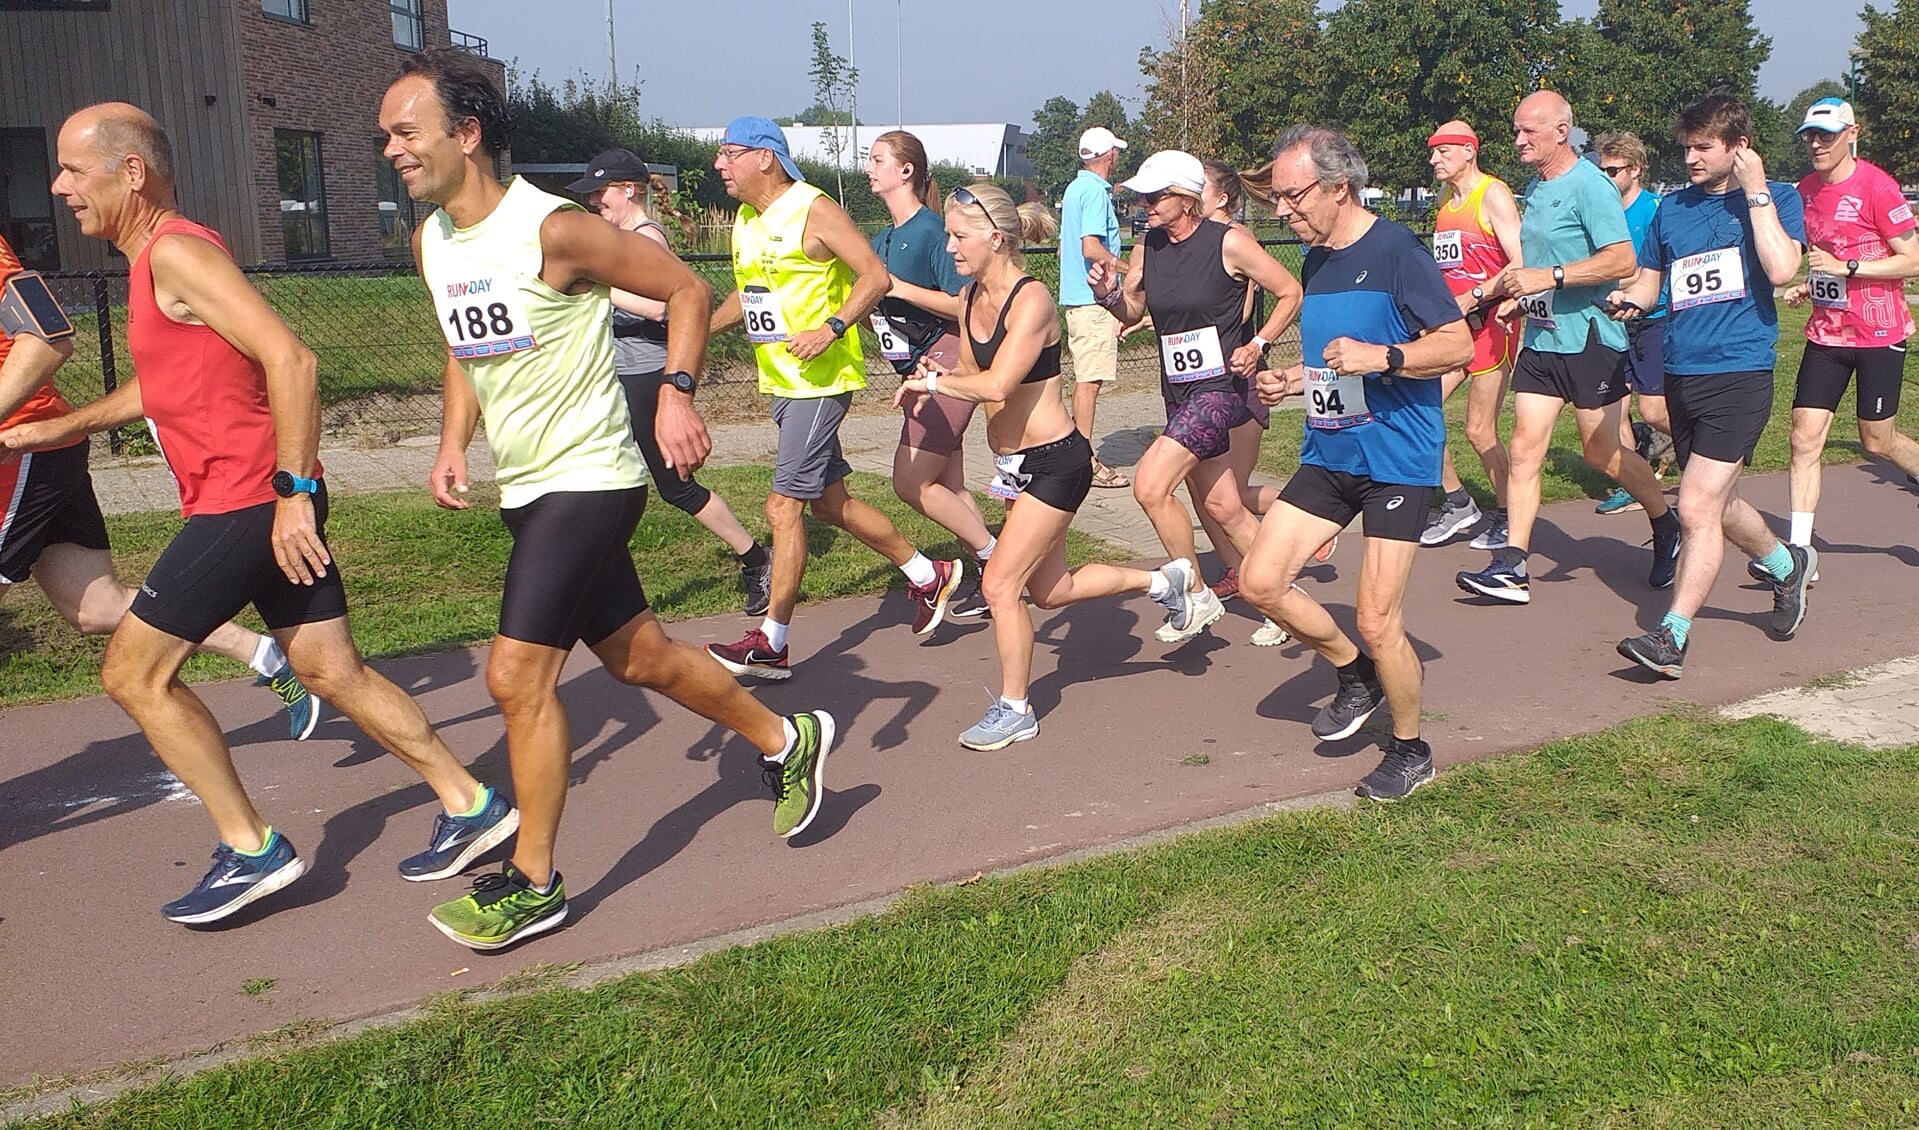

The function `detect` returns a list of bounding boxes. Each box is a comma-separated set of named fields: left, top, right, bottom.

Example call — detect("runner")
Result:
left=1419, top=121, right=1521, bottom=550
left=1592, top=132, right=1677, bottom=516
left=384, top=56, right=835, bottom=949
left=569, top=148, right=772, bottom=617
left=1610, top=94, right=1810, bottom=677
left=1240, top=126, right=1472, bottom=801
left=706, top=117, right=962, bottom=679
left=892, top=184, right=1204, bottom=749
left=0, top=231, right=319, bottom=740
left=1088, top=150, right=1303, bottom=644
left=1768, top=96, right=1919, bottom=580
left=1, top=102, right=514, bottom=926
left=1458, top=91, right=1680, bottom=605
left=866, top=129, right=995, bottom=620
left=1058, top=126, right=1131, bottom=489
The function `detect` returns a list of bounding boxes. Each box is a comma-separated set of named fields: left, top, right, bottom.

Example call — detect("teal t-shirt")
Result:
left=1519, top=159, right=1632, bottom=354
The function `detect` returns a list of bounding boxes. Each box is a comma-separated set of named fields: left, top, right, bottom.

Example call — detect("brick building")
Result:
left=0, top=0, right=507, bottom=270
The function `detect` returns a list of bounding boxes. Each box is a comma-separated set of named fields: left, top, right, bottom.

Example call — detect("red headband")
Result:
left=1427, top=132, right=1478, bottom=149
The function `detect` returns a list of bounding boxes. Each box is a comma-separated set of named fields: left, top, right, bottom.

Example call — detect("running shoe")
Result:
left=1210, top=567, right=1241, bottom=601
left=908, top=558, right=963, bottom=636
left=766, top=710, right=835, bottom=838
left=1419, top=493, right=1482, bottom=547
left=1617, top=625, right=1687, bottom=679
left=429, top=864, right=567, bottom=950
left=1467, top=512, right=1509, bottom=551
left=257, top=668, right=322, bottom=741
left=708, top=629, right=792, bottom=681
left=1771, top=543, right=1817, bottom=639
left=1354, top=737, right=1436, bottom=802
left=1595, top=487, right=1643, bottom=515
left=947, top=566, right=992, bottom=620
left=958, top=700, right=1041, bottom=751
left=1456, top=559, right=1530, bottom=604
left=397, top=786, right=521, bottom=881
left=1647, top=518, right=1682, bottom=591
left=1152, top=558, right=1224, bottom=643
left=162, top=831, right=308, bottom=925
left=1748, top=554, right=1818, bottom=586
left=741, top=557, right=773, bottom=618
left=1312, top=673, right=1386, bottom=740
left=1250, top=617, right=1291, bottom=647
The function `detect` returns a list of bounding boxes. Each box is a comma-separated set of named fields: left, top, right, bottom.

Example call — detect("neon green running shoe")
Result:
left=428, top=863, right=566, bottom=950
left=767, top=710, right=836, bottom=838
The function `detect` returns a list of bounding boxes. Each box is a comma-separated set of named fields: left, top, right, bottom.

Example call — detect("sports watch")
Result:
left=662, top=370, right=697, bottom=395
left=1847, top=259, right=1861, bottom=277
left=825, top=316, right=848, bottom=337
left=1383, top=345, right=1405, bottom=374
left=1551, top=265, right=1566, bottom=290
left=1747, top=192, right=1773, bottom=208
left=272, top=470, right=319, bottom=498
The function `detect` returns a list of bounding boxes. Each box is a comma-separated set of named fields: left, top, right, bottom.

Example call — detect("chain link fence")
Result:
left=43, top=237, right=1308, bottom=451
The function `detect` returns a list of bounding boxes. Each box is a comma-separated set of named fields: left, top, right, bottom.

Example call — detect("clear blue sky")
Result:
left=446, top=0, right=1866, bottom=132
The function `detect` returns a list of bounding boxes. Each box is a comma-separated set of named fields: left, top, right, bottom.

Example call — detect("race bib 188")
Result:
left=1670, top=246, right=1747, bottom=312
left=434, top=274, right=537, bottom=360
left=1304, top=365, right=1373, bottom=430
left=742, top=289, right=789, bottom=344
left=1160, top=325, right=1227, bottom=383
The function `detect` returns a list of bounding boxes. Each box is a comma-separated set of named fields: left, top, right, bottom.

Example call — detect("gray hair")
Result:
left=84, top=103, right=175, bottom=185
left=1272, top=125, right=1368, bottom=195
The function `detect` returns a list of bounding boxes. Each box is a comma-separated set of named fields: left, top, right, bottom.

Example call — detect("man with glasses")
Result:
left=707, top=116, right=962, bottom=680
left=1592, top=132, right=1678, bottom=517
left=1765, top=97, right=1919, bottom=578
left=1458, top=91, right=1680, bottom=605
left=1240, top=126, right=1472, bottom=802
left=1058, top=126, right=1130, bottom=488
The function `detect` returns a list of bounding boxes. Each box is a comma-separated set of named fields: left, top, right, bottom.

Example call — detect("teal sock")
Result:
left=455, top=786, right=492, bottom=818
left=1660, top=612, right=1692, bottom=648
left=236, top=828, right=278, bottom=858
left=1758, top=542, right=1795, bottom=582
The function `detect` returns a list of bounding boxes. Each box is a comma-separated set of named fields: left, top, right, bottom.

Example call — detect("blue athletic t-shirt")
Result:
left=1638, top=181, right=1806, bottom=375
left=1621, top=190, right=1668, bottom=321
left=1298, top=218, right=1464, bottom=486
left=872, top=205, right=964, bottom=371
left=1519, top=159, right=1632, bottom=354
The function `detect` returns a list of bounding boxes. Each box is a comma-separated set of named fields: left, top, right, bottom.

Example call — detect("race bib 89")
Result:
left=434, top=274, right=536, bottom=360
left=1160, top=325, right=1227, bottom=383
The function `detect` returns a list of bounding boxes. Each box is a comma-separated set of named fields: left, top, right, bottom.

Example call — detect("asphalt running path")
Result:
left=4, top=467, right=1917, bottom=1088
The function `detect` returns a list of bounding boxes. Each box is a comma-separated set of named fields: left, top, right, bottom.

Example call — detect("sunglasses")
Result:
left=953, top=187, right=1004, bottom=234
left=716, top=145, right=758, bottom=163
left=1599, top=165, right=1632, bottom=176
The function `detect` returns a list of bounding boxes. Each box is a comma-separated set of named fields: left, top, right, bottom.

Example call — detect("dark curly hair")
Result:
left=394, top=47, right=512, bottom=158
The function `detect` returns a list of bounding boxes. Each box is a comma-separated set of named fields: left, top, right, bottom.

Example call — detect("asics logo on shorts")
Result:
left=1386, top=496, right=1404, bottom=510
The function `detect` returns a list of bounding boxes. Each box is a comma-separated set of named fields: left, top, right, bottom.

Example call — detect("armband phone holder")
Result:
left=0, top=272, right=76, bottom=343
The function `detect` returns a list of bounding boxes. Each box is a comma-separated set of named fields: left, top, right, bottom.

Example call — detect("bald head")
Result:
left=64, top=102, right=174, bottom=186
left=1513, top=90, right=1575, bottom=170
left=1518, top=91, right=1572, bottom=130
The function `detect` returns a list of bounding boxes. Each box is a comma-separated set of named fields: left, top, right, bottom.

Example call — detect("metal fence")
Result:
left=43, top=238, right=1308, bottom=451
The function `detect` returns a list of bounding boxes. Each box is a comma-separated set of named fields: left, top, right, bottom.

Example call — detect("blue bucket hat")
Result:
left=722, top=117, right=805, bottom=183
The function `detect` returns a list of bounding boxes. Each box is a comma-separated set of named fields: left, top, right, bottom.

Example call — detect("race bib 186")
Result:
left=1160, top=325, right=1227, bottom=383
left=434, top=274, right=537, bottom=360
left=987, top=452, right=1030, bottom=500
left=742, top=289, right=789, bottom=344
left=1807, top=270, right=1849, bottom=310
left=1670, top=246, right=1747, bottom=312
left=1432, top=229, right=1464, bottom=270
left=1304, top=365, right=1373, bottom=430
left=870, top=314, right=911, bottom=361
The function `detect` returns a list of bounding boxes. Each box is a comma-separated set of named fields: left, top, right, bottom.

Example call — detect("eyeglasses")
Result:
left=716, top=145, right=757, bottom=163
left=953, top=187, right=1004, bottom=235
left=1599, top=165, right=1632, bottom=177
left=1270, top=180, right=1319, bottom=212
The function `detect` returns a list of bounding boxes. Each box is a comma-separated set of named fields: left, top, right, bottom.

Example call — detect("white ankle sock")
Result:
left=250, top=636, right=287, bottom=678
left=1000, top=695, right=1030, bottom=714
left=976, top=536, right=997, bottom=562
left=760, top=618, right=789, bottom=651
left=766, top=716, right=798, bottom=764
left=1147, top=570, right=1173, bottom=600
left=1789, top=511, right=1814, bottom=546
left=900, top=552, right=937, bottom=587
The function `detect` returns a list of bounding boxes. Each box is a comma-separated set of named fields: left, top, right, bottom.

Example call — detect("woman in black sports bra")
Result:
left=894, top=184, right=1206, bottom=753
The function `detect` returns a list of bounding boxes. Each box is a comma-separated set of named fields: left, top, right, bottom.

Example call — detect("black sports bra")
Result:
left=964, top=276, right=1062, bottom=384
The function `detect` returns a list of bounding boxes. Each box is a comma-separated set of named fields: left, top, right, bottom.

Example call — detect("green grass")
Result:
left=0, top=466, right=1123, bottom=710
left=1259, top=302, right=1919, bottom=504
left=16, top=713, right=1918, bottom=1127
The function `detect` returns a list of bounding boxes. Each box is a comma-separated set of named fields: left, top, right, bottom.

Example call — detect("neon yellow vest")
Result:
left=421, top=177, right=645, bottom=508
left=731, top=181, right=866, bottom=397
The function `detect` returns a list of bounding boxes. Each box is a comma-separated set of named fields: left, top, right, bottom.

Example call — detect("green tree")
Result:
left=806, top=20, right=860, bottom=201
left=1027, top=95, right=1085, bottom=200
left=1137, top=0, right=1324, bottom=168
left=1855, top=0, right=1919, bottom=181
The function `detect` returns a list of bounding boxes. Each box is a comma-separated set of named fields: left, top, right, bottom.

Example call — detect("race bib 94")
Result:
left=434, top=274, right=537, bottom=360
left=1304, top=365, right=1373, bottom=430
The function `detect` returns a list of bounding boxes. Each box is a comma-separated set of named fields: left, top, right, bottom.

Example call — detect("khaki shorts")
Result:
left=1063, top=303, right=1120, bottom=384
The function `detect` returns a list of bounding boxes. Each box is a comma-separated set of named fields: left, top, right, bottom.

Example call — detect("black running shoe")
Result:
left=1355, top=737, right=1436, bottom=801
left=741, top=558, right=773, bottom=618
left=1312, top=674, right=1385, bottom=740
left=1617, top=625, right=1686, bottom=679
left=1771, top=543, right=1817, bottom=639
left=946, top=565, right=992, bottom=620
left=1648, top=519, right=1681, bottom=590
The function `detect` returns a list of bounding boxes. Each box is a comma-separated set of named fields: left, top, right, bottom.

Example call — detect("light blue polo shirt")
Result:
left=1519, top=159, right=1632, bottom=354
left=1058, top=169, right=1120, bottom=307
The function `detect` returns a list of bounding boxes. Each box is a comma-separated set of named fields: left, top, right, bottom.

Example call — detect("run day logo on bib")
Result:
left=1517, top=290, right=1557, bottom=330
left=1670, top=246, right=1747, bottom=312
left=1159, top=325, right=1227, bottom=383
left=987, top=452, right=1030, bottom=500
left=1304, top=365, right=1374, bottom=430
left=1808, top=270, right=1850, bottom=310
left=869, top=314, right=911, bottom=362
left=741, top=289, right=789, bottom=344
left=1431, top=229, right=1464, bottom=269
left=434, top=275, right=537, bottom=360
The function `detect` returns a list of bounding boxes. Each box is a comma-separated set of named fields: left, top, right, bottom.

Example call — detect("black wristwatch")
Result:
left=662, top=370, right=697, bottom=395
left=825, top=316, right=847, bottom=338
left=1847, top=259, right=1861, bottom=277
left=1383, top=345, right=1405, bottom=374
left=1551, top=265, right=1566, bottom=290
left=272, top=470, right=318, bottom=498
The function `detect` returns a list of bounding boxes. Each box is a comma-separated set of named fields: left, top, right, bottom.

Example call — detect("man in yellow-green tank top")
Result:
left=707, top=117, right=963, bottom=679
left=388, top=54, right=837, bottom=952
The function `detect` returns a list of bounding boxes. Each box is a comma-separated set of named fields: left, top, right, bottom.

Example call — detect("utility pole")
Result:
left=896, top=0, right=904, bottom=129
left=848, top=0, right=860, bottom=174
left=605, top=0, right=616, bottom=89
left=1180, top=0, right=1190, bottom=149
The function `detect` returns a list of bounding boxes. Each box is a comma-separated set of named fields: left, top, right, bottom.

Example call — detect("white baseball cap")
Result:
left=1078, top=126, right=1129, bottom=159
left=1797, top=97, right=1857, bottom=134
left=1119, top=150, right=1206, bottom=197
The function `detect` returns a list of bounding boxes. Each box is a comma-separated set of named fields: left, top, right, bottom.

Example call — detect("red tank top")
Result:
left=1433, top=176, right=1512, bottom=296
left=128, top=218, right=308, bottom=516
left=0, top=233, right=81, bottom=437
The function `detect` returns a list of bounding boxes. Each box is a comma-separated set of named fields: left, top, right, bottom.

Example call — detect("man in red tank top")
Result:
left=0, top=104, right=515, bottom=927
left=0, top=232, right=318, bottom=739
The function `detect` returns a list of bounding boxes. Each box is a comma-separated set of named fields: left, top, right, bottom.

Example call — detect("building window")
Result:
left=0, top=129, right=59, bottom=269
left=390, top=0, right=423, bottom=50
left=261, top=0, right=307, bottom=24
left=375, top=156, right=416, bottom=261
left=275, top=129, right=329, bottom=261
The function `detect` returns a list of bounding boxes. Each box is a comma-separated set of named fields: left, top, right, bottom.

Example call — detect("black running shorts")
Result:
left=1667, top=370, right=1774, bottom=468
left=498, top=486, right=651, bottom=649
left=0, top=441, right=110, bottom=584
left=1279, top=463, right=1431, bottom=543
left=1509, top=323, right=1628, bottom=410
left=1792, top=341, right=1906, bottom=421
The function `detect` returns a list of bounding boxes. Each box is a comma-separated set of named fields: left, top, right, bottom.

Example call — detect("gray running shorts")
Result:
left=770, top=392, right=855, bottom=499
